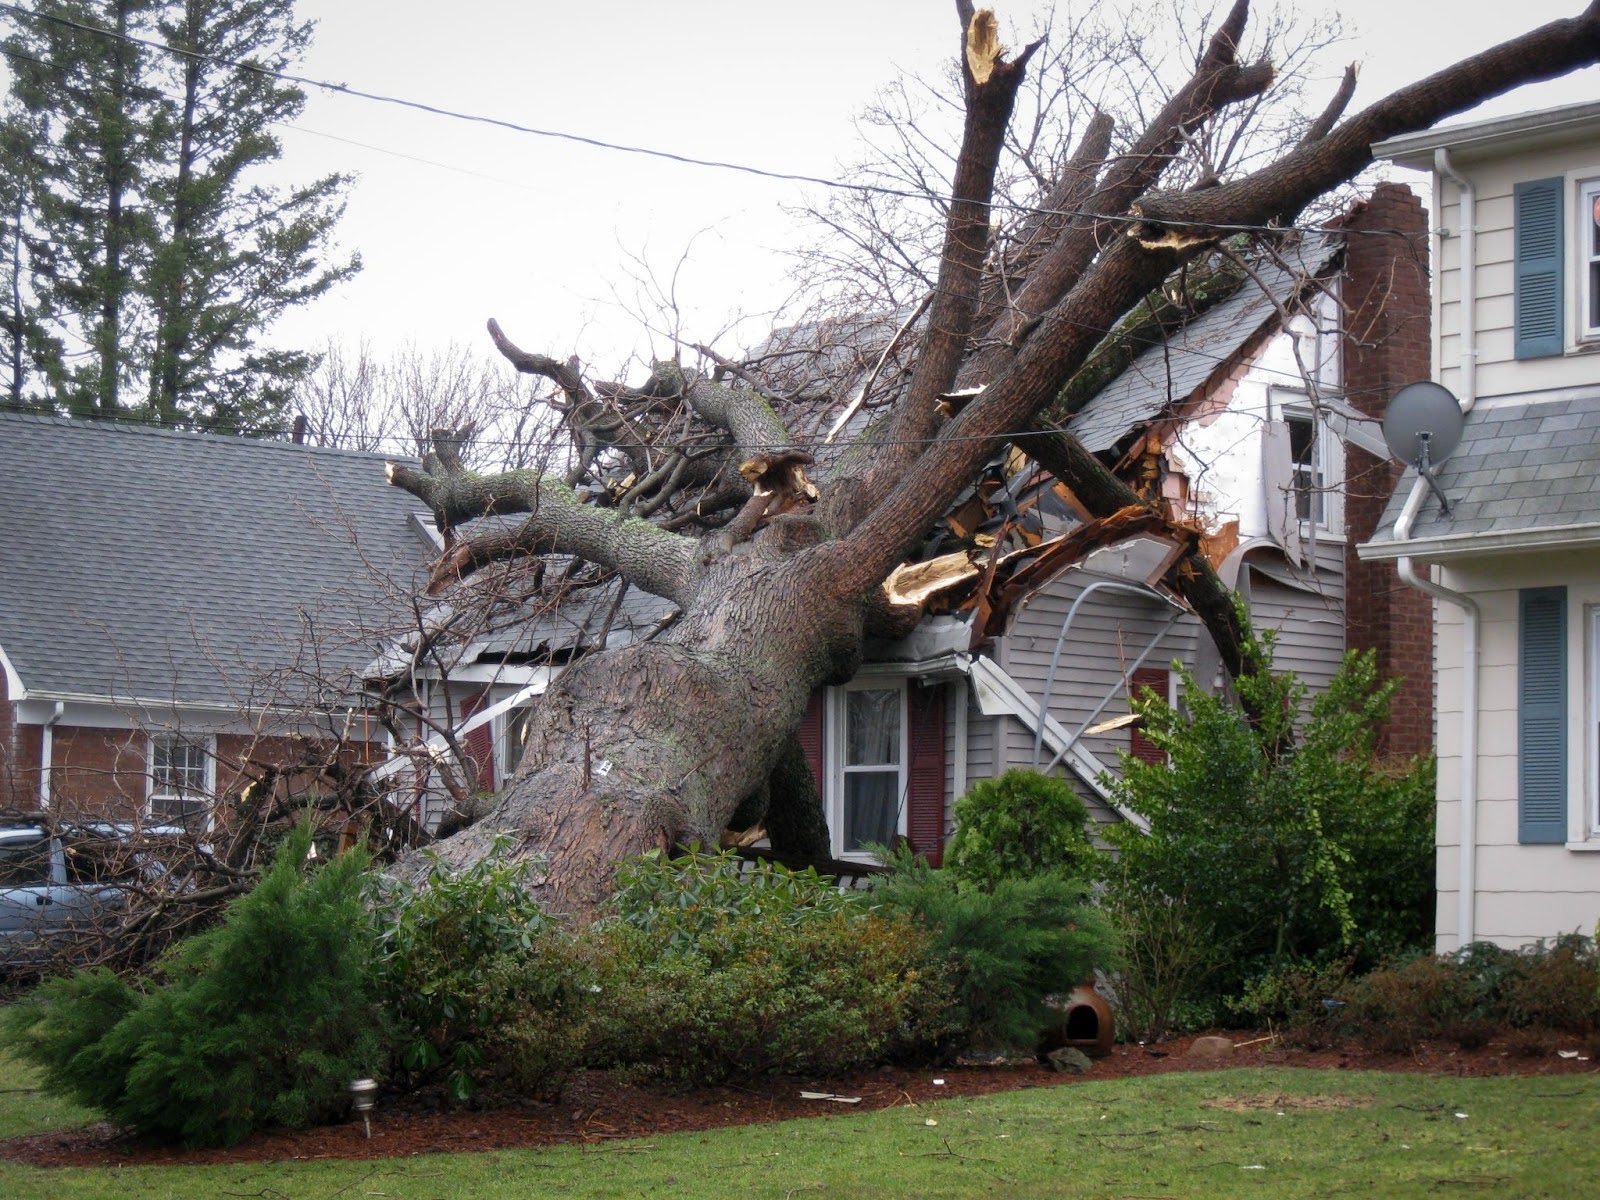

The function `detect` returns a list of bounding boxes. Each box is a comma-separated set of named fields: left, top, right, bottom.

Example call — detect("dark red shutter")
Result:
left=799, top=690, right=824, bottom=789
left=1129, top=667, right=1168, bottom=766
left=459, top=690, right=495, bottom=792
left=906, top=683, right=946, bottom=865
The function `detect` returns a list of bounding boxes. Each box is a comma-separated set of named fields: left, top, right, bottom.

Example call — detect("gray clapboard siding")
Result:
left=993, top=570, right=1195, bottom=822
left=1244, top=539, right=1347, bottom=698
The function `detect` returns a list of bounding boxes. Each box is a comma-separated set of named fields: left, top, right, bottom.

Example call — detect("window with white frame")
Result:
left=1272, top=388, right=1342, bottom=534
left=148, top=734, right=212, bottom=828
left=831, top=681, right=907, bottom=857
left=1286, top=414, right=1324, bottom=525
left=1581, top=178, right=1600, bottom=344
left=496, top=705, right=534, bottom=786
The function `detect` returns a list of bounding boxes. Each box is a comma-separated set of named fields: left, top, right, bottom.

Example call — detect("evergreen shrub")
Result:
left=586, top=847, right=955, bottom=1079
left=871, top=850, right=1115, bottom=1051
left=943, top=769, right=1097, bottom=890
left=1102, top=643, right=1436, bottom=1035
left=372, top=838, right=564, bottom=1100
left=0, top=827, right=384, bottom=1148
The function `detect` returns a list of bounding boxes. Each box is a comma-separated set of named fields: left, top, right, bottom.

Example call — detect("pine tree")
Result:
left=4, top=0, right=164, bottom=419
left=144, top=0, right=357, bottom=432
left=0, top=0, right=356, bottom=432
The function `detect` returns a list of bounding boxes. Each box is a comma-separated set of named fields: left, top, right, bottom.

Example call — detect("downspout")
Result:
left=1435, top=149, right=1477, bottom=413
left=1395, top=148, right=1478, bottom=947
left=1395, top=490, right=1479, bottom=949
left=1396, top=149, right=1479, bottom=949
left=38, top=701, right=64, bottom=810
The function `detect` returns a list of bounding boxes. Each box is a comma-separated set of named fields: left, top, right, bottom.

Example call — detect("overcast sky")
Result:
left=26, top=2, right=1600, bottom=372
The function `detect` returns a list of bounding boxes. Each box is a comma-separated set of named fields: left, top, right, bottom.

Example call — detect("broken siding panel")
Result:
left=1246, top=543, right=1346, bottom=696
left=996, top=572, right=1197, bottom=816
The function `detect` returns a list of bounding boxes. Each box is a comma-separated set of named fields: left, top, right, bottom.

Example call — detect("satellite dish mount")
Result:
left=1382, top=382, right=1465, bottom=517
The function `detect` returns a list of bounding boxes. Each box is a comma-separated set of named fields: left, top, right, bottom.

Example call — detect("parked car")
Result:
left=0, top=819, right=149, bottom=977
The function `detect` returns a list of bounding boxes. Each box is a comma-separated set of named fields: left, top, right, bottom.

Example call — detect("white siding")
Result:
left=1432, top=551, right=1600, bottom=950
left=1435, top=143, right=1600, bottom=400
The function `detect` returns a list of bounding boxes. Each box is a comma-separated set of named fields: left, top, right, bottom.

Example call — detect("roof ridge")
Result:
left=0, top=408, right=414, bottom=465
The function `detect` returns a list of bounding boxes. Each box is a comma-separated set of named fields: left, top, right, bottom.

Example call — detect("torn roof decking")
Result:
left=1067, top=237, right=1341, bottom=454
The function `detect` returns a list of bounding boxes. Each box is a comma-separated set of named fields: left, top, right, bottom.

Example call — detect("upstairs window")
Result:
left=149, top=734, right=211, bottom=829
left=1287, top=414, right=1324, bottom=525
left=1267, top=388, right=1340, bottom=536
left=1582, top=178, right=1600, bottom=344
left=1512, top=175, right=1600, bottom=356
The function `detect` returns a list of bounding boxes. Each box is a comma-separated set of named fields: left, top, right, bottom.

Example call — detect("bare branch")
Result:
left=386, top=455, right=701, bottom=605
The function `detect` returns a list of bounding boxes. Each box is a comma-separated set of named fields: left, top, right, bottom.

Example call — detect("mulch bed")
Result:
left=5, top=1032, right=1597, bottom=1168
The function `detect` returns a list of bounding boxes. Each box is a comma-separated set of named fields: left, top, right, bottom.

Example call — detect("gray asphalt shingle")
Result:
left=1067, top=237, right=1341, bottom=453
left=1369, top=391, right=1600, bottom=548
left=0, top=412, right=429, bottom=708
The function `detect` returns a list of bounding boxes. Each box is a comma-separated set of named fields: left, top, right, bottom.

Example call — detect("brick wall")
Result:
left=3, top=712, right=390, bottom=820
left=48, top=726, right=149, bottom=820
left=0, top=671, right=30, bottom=810
left=1340, top=182, right=1435, bottom=759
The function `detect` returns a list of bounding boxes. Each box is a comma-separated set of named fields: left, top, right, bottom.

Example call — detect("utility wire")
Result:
left=0, top=2, right=1418, bottom=244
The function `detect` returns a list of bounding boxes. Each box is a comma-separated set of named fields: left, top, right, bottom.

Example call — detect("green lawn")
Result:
left=1, top=1053, right=1596, bottom=1199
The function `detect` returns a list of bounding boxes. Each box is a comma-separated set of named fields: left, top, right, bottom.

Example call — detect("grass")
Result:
left=0, top=1054, right=1596, bottom=1199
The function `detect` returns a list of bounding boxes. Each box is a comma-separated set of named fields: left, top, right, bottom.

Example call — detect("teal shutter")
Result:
left=1518, top=587, right=1568, bottom=844
left=1514, top=178, right=1565, bottom=359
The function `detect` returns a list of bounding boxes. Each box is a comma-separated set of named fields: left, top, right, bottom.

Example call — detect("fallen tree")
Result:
left=389, top=1, right=1600, bottom=914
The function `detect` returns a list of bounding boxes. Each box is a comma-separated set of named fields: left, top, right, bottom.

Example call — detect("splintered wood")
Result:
left=884, top=551, right=982, bottom=608
left=965, top=9, right=1004, bottom=84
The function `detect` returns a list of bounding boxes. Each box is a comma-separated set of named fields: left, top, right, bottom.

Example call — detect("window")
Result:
left=1286, top=414, right=1323, bottom=525
left=1582, top=178, right=1600, bottom=343
left=1512, top=175, right=1600, bottom=356
left=832, top=682, right=907, bottom=857
left=496, top=705, right=534, bottom=785
left=0, top=835, right=52, bottom=887
left=1268, top=388, right=1341, bottom=535
left=149, top=734, right=211, bottom=828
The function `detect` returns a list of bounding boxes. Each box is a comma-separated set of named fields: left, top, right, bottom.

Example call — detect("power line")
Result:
left=0, top=1, right=1416, bottom=244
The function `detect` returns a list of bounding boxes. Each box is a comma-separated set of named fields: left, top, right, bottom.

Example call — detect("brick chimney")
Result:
left=1340, top=182, right=1434, bottom=759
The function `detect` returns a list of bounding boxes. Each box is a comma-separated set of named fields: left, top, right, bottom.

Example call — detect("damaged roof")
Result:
left=1067, top=236, right=1342, bottom=453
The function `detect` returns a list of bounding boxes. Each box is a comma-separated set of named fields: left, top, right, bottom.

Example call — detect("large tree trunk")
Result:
left=390, top=2, right=1600, bottom=915
left=401, top=542, right=872, bottom=914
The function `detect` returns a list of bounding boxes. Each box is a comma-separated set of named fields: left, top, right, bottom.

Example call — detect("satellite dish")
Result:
left=1383, top=381, right=1465, bottom=516
left=1383, top=381, right=1464, bottom=466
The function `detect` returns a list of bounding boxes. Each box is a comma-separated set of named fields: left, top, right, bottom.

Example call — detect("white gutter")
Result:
left=1359, top=521, right=1600, bottom=563
left=964, top=655, right=1145, bottom=829
left=38, top=701, right=64, bottom=809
